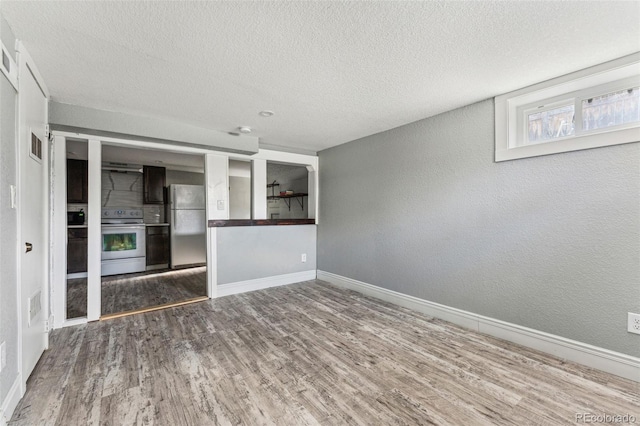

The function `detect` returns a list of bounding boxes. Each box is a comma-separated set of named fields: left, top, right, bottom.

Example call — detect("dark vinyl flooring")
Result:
left=66, top=266, right=207, bottom=318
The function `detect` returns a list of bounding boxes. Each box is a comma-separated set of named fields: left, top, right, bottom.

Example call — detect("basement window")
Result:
left=495, top=54, right=640, bottom=162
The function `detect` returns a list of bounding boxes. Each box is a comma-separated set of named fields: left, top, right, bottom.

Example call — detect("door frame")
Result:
left=50, top=131, right=319, bottom=328
left=52, top=132, right=228, bottom=326
left=15, top=41, right=50, bottom=393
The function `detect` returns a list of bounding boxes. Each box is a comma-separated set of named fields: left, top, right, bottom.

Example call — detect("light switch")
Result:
left=10, top=185, right=16, bottom=209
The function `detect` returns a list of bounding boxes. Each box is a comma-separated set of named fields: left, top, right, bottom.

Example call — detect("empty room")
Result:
left=0, top=1, right=638, bottom=425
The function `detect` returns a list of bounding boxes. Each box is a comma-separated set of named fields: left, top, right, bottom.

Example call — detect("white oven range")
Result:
left=101, top=208, right=146, bottom=276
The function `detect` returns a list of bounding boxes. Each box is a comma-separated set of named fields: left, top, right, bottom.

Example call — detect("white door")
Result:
left=18, top=45, right=49, bottom=382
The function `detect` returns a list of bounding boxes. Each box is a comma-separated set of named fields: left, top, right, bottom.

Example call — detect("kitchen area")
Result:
left=65, top=141, right=209, bottom=319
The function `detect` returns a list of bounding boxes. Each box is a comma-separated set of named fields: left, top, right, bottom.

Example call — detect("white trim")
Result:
left=217, top=270, right=316, bottom=298
left=50, top=131, right=319, bottom=166
left=252, top=149, right=318, bottom=172
left=48, top=130, right=319, bottom=327
left=0, top=373, right=22, bottom=426
left=60, top=317, right=88, bottom=329
left=207, top=228, right=217, bottom=299
left=317, top=270, right=640, bottom=382
left=0, top=41, right=18, bottom=90
left=14, top=48, right=23, bottom=402
left=15, top=41, right=49, bottom=98
left=495, top=53, right=640, bottom=162
left=52, top=136, right=67, bottom=328
left=251, top=159, right=267, bottom=219
left=15, top=39, right=49, bottom=393
left=66, top=272, right=87, bottom=280
left=86, top=139, right=101, bottom=321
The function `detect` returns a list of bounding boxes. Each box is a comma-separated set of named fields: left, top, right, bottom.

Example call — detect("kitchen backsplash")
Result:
left=67, top=204, right=87, bottom=212
left=101, top=170, right=143, bottom=207
left=67, top=171, right=167, bottom=224
left=143, top=205, right=164, bottom=223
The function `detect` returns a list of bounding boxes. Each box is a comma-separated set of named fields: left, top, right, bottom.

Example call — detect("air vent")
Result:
left=28, top=291, right=41, bottom=327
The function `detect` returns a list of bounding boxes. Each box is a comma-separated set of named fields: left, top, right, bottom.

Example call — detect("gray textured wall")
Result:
left=0, top=15, right=19, bottom=408
left=217, top=225, right=316, bottom=284
left=318, top=99, right=640, bottom=357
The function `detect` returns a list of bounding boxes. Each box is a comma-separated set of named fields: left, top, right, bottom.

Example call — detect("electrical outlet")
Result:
left=217, top=200, right=225, bottom=210
left=301, top=253, right=307, bottom=263
left=0, top=341, right=6, bottom=372
left=628, top=313, right=640, bottom=335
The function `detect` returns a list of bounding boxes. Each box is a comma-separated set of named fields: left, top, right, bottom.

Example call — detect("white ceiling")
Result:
left=2, top=1, right=639, bottom=153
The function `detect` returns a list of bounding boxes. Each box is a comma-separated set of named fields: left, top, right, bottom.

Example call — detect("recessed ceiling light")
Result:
left=238, top=126, right=252, bottom=134
left=155, top=160, right=163, bottom=164
left=259, top=110, right=274, bottom=117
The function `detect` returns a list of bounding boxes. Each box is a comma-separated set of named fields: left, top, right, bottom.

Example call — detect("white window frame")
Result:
left=495, top=53, right=640, bottom=162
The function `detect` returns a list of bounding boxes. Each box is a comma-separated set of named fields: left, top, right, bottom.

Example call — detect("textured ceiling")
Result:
left=2, top=1, right=639, bottom=153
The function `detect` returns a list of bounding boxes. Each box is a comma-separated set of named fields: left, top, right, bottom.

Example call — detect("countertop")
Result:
left=208, top=219, right=315, bottom=227
left=69, top=223, right=170, bottom=228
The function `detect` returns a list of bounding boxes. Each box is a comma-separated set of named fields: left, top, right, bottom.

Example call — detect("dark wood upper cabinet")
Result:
left=143, top=165, right=166, bottom=204
left=67, top=159, right=88, bottom=203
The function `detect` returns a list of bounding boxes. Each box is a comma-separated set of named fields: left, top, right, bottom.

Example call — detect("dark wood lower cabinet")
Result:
left=146, top=226, right=170, bottom=266
left=67, top=228, right=88, bottom=274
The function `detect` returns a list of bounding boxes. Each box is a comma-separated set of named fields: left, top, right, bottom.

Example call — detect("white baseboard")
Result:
left=217, top=270, right=317, bottom=298
left=317, top=270, right=640, bottom=382
left=0, top=373, right=22, bottom=426
left=61, top=317, right=88, bottom=329
left=66, top=272, right=87, bottom=279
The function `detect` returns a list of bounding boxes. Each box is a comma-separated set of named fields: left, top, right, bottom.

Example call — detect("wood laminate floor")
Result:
left=13, top=281, right=639, bottom=425
left=66, top=266, right=207, bottom=318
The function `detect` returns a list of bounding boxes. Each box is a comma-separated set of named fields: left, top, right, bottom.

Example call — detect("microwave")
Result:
left=67, top=210, right=85, bottom=225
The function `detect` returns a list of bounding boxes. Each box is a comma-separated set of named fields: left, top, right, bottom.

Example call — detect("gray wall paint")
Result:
left=217, top=225, right=316, bottom=284
left=49, top=102, right=259, bottom=154
left=318, top=99, right=640, bottom=357
left=0, top=15, right=19, bottom=407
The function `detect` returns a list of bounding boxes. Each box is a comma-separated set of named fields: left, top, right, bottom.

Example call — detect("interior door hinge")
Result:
left=45, top=124, right=51, bottom=140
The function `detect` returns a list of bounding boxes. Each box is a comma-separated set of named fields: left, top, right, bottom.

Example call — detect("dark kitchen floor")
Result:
left=66, top=266, right=207, bottom=318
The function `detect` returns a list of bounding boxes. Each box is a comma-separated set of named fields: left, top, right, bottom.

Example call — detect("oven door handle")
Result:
left=101, top=224, right=145, bottom=229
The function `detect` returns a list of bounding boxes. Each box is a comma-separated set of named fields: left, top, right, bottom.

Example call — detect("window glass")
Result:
left=496, top=55, right=640, bottom=161
left=103, top=233, right=137, bottom=252
left=527, top=105, right=575, bottom=144
left=582, top=87, right=640, bottom=131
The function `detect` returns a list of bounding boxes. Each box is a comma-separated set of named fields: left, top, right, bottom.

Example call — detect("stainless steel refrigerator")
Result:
left=169, top=184, right=206, bottom=268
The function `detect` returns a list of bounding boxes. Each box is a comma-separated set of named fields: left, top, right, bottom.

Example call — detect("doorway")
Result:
left=17, top=46, right=49, bottom=384
left=64, top=141, right=208, bottom=319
